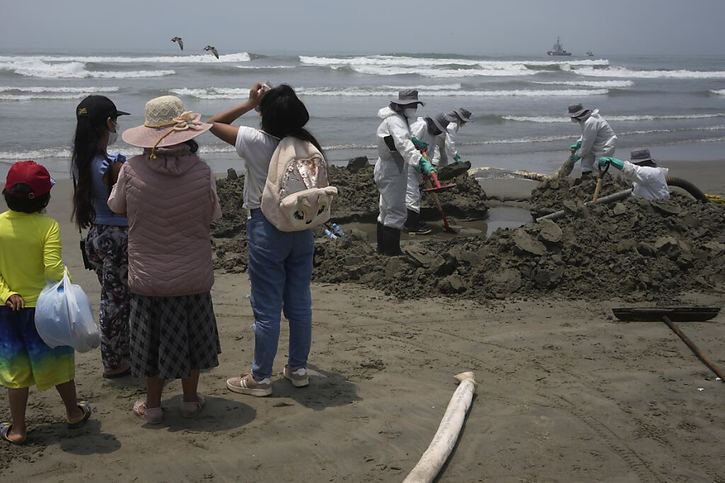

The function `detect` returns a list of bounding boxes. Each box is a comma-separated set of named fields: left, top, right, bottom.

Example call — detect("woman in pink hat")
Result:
left=108, top=95, right=222, bottom=425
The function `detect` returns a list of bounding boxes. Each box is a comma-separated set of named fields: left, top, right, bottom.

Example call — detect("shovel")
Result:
left=423, top=171, right=458, bottom=233
left=592, top=162, right=610, bottom=202
left=612, top=306, right=724, bottom=382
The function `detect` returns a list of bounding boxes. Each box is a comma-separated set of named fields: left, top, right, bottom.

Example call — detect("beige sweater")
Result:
left=108, top=146, right=221, bottom=297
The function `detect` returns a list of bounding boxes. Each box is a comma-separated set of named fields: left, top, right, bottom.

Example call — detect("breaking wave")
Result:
left=575, top=66, right=725, bottom=79
left=0, top=85, right=120, bottom=101
left=532, top=80, right=634, bottom=88
left=300, top=55, right=609, bottom=78
left=0, top=59, right=174, bottom=79
left=0, top=53, right=251, bottom=64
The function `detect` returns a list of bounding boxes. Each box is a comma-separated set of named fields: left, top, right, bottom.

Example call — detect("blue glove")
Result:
left=569, top=153, right=581, bottom=163
left=419, top=156, right=436, bottom=176
left=598, top=156, right=624, bottom=170
left=570, top=140, right=582, bottom=151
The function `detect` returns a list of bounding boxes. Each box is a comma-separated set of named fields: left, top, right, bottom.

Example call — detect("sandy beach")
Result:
left=1, top=163, right=724, bottom=482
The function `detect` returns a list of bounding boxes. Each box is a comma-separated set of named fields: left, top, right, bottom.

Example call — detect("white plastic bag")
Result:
left=35, top=270, right=100, bottom=353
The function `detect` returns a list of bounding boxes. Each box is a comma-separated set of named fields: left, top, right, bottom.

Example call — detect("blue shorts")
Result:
left=0, top=307, right=74, bottom=390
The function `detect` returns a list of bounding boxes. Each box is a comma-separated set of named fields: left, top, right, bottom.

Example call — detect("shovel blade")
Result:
left=612, top=306, right=720, bottom=322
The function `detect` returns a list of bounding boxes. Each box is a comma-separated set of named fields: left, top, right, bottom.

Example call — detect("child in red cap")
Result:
left=0, top=161, right=91, bottom=445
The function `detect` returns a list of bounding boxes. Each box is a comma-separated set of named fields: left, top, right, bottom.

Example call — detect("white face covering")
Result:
left=108, top=119, right=119, bottom=145
left=403, top=107, right=418, bottom=119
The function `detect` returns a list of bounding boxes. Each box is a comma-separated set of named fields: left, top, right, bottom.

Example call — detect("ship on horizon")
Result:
left=547, top=37, right=572, bottom=56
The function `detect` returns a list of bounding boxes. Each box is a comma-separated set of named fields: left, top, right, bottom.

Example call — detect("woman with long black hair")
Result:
left=208, top=83, right=322, bottom=397
left=71, top=95, right=131, bottom=379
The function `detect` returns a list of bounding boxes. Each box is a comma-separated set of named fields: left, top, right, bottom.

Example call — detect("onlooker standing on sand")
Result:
left=70, top=95, right=132, bottom=379
left=109, top=96, right=222, bottom=424
left=440, top=107, right=472, bottom=167
left=374, top=90, right=430, bottom=255
left=567, top=104, right=617, bottom=177
left=1, top=161, right=91, bottom=445
left=208, top=83, right=320, bottom=397
left=404, top=113, right=451, bottom=235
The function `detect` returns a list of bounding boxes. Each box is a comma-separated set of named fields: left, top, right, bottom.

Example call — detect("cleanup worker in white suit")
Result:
left=568, top=104, right=617, bottom=177
left=404, top=113, right=451, bottom=234
left=598, top=148, right=670, bottom=201
left=374, top=90, right=428, bottom=256
left=437, top=107, right=472, bottom=167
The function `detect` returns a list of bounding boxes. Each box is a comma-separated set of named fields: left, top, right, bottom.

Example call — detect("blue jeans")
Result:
left=247, top=209, right=314, bottom=380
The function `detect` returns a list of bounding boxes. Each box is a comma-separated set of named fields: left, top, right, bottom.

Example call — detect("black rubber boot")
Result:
left=404, top=209, right=418, bottom=231
left=383, top=226, right=404, bottom=256
left=376, top=222, right=385, bottom=254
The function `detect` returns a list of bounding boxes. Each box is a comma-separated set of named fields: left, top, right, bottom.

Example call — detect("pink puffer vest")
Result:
left=120, top=148, right=216, bottom=297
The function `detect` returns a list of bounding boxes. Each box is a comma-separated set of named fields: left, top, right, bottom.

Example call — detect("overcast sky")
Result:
left=2, top=0, right=725, bottom=56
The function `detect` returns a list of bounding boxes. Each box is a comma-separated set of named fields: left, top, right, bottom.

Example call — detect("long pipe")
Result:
left=535, top=189, right=633, bottom=222
left=403, top=372, right=477, bottom=483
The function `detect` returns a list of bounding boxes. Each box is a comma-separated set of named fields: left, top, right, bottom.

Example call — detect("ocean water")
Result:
left=1, top=50, right=724, bottom=177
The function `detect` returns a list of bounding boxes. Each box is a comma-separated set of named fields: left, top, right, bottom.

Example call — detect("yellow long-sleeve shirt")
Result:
left=0, top=210, right=65, bottom=307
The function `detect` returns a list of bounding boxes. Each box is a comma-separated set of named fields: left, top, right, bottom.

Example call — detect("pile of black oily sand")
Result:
left=529, top=173, right=631, bottom=219
left=212, top=169, right=249, bottom=273
left=211, top=162, right=491, bottom=273
left=313, top=194, right=725, bottom=302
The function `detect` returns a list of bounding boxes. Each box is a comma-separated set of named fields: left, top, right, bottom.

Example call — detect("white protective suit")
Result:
left=435, top=121, right=460, bottom=167
left=577, top=109, right=617, bottom=173
left=406, top=117, right=442, bottom=214
left=622, top=161, right=670, bottom=201
left=374, top=107, right=423, bottom=229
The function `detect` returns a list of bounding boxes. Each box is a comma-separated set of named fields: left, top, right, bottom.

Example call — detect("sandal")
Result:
left=180, top=394, right=206, bottom=418
left=1, top=422, right=26, bottom=445
left=67, top=401, right=92, bottom=429
left=133, top=400, right=163, bottom=425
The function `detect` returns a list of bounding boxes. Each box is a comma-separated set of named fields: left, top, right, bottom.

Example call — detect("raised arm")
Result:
left=208, top=83, right=266, bottom=146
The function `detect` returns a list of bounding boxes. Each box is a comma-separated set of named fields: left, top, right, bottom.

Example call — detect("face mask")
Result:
left=403, top=107, right=417, bottom=118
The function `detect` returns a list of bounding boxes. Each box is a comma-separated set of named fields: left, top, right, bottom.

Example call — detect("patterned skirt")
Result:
left=129, top=292, right=221, bottom=380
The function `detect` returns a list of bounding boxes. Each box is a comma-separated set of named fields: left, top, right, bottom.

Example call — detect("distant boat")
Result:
left=547, top=37, right=572, bottom=56
left=586, top=51, right=594, bottom=57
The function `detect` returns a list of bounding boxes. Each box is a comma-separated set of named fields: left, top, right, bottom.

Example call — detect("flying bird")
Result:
left=171, top=36, right=184, bottom=51
left=204, top=45, right=220, bottom=60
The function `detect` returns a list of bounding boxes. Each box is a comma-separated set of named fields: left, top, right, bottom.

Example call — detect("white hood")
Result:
left=378, top=106, right=398, bottom=119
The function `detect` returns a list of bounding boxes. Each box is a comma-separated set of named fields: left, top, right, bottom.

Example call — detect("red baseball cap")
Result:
left=4, top=160, right=55, bottom=198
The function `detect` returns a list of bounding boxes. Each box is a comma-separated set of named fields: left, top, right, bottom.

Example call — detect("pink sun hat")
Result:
left=122, top=95, right=212, bottom=155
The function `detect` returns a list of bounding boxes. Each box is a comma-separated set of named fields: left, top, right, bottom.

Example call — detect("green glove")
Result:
left=453, top=153, right=462, bottom=163
left=411, top=136, right=428, bottom=152
left=570, top=140, right=582, bottom=151
left=419, top=156, right=436, bottom=176
left=569, top=153, right=581, bottom=163
left=598, top=156, right=624, bottom=170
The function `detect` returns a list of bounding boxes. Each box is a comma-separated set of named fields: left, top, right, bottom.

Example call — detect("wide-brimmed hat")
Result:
left=630, top=148, right=657, bottom=167
left=568, top=103, right=589, bottom=118
left=76, top=95, right=129, bottom=124
left=390, top=89, right=424, bottom=107
left=4, top=160, right=55, bottom=198
left=449, top=107, right=472, bottom=123
left=427, top=113, right=452, bottom=134
left=122, top=96, right=211, bottom=155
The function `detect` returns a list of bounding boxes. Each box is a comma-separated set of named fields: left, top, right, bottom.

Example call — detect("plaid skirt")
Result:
left=129, top=292, right=221, bottom=380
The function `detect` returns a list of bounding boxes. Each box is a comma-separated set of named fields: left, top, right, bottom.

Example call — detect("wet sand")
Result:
left=1, top=166, right=725, bottom=482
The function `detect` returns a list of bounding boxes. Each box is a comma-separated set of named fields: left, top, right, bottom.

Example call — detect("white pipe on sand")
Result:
left=403, top=372, right=478, bottom=483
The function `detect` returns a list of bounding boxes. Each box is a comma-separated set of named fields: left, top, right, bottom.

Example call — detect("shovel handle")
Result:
left=662, top=315, right=725, bottom=382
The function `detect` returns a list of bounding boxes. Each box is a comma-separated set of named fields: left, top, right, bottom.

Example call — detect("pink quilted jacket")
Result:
left=108, top=146, right=221, bottom=297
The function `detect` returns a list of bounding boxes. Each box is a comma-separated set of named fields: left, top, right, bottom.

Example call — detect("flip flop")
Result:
left=132, top=400, right=164, bottom=425
left=67, top=401, right=92, bottom=429
left=1, top=422, right=26, bottom=445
